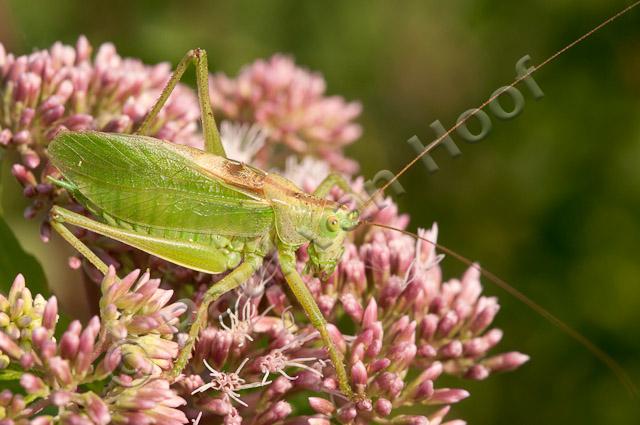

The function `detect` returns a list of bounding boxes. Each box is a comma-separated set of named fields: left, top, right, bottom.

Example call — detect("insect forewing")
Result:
left=48, top=132, right=274, bottom=237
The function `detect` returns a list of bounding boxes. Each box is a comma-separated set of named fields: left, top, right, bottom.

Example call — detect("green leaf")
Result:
left=0, top=369, right=23, bottom=381
left=0, top=214, right=48, bottom=296
left=0, top=148, right=48, bottom=295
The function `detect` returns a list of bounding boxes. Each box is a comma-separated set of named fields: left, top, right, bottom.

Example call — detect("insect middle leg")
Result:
left=135, top=48, right=226, bottom=158
left=170, top=254, right=263, bottom=378
left=277, top=243, right=356, bottom=400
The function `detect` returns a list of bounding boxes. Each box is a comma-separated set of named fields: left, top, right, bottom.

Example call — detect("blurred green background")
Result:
left=1, top=0, right=639, bottom=423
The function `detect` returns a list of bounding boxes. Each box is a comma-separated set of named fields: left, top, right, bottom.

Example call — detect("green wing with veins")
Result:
left=48, top=131, right=274, bottom=238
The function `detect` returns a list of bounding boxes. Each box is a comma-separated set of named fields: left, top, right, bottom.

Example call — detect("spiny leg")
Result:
left=313, top=173, right=365, bottom=212
left=313, top=173, right=351, bottom=198
left=50, top=207, right=109, bottom=275
left=135, top=48, right=226, bottom=157
left=170, top=255, right=262, bottom=379
left=51, top=205, right=262, bottom=380
left=277, top=243, right=355, bottom=400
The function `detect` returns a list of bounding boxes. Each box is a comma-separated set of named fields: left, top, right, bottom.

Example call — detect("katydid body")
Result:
left=47, top=7, right=640, bottom=401
left=47, top=49, right=359, bottom=399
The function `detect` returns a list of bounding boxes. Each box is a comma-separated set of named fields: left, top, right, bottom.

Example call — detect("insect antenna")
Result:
left=361, top=220, right=638, bottom=398
left=361, top=0, right=640, bottom=209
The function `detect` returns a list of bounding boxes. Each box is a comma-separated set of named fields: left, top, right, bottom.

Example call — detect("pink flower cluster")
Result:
left=161, top=196, right=528, bottom=425
left=0, top=270, right=188, bottom=425
left=210, top=54, right=362, bottom=173
left=0, top=39, right=528, bottom=424
left=0, top=37, right=200, bottom=224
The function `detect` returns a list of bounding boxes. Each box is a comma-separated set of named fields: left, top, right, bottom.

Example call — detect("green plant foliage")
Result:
left=0, top=167, right=48, bottom=296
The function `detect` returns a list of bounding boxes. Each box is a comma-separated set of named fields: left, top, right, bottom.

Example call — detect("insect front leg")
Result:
left=277, top=244, right=356, bottom=400
left=170, top=254, right=263, bottom=379
left=313, top=173, right=352, bottom=198
left=135, top=48, right=226, bottom=157
left=313, top=173, right=365, bottom=212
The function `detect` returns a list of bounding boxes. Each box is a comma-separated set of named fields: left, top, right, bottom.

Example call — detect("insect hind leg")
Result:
left=135, top=48, right=226, bottom=158
left=49, top=206, right=109, bottom=275
left=169, top=254, right=263, bottom=379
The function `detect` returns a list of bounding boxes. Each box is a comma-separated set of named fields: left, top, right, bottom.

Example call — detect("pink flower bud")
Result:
left=11, top=165, right=36, bottom=188
left=100, top=346, right=122, bottom=374
left=428, top=388, right=470, bottom=405
left=60, top=327, right=80, bottom=359
left=340, top=293, right=363, bottom=322
left=0, top=332, right=23, bottom=359
left=375, top=372, right=404, bottom=398
left=267, top=375, right=294, bottom=398
left=31, top=416, right=53, bottom=425
left=257, top=401, right=292, bottom=424
left=341, top=253, right=366, bottom=291
left=49, top=356, right=73, bottom=385
left=76, top=36, right=92, bottom=62
left=484, top=352, right=530, bottom=372
left=63, top=113, right=93, bottom=130
left=366, top=359, right=389, bottom=378
left=351, top=360, right=368, bottom=386
left=202, top=397, right=232, bottom=416
left=11, top=394, right=25, bottom=414
left=469, top=300, right=500, bottom=334
left=416, top=379, right=435, bottom=400
left=419, top=314, right=438, bottom=340
left=356, top=398, right=372, bottom=412
left=68, top=256, right=82, bottom=270
left=465, top=364, right=490, bottom=380
left=0, top=129, right=12, bottom=146
left=103, top=115, right=132, bottom=133
left=389, top=315, right=410, bottom=338
left=393, top=415, right=429, bottom=425
left=336, top=405, right=357, bottom=423
left=374, top=398, right=392, bottom=416
left=436, top=311, right=458, bottom=338
left=43, top=296, right=58, bottom=330
left=41, top=103, right=65, bottom=125
left=308, top=397, right=335, bottom=415
left=20, top=373, right=45, bottom=393
left=362, top=297, right=378, bottom=328
left=388, top=342, right=417, bottom=370
left=12, top=130, right=30, bottom=145
left=427, top=405, right=451, bottom=424
left=86, top=393, right=111, bottom=425
left=0, top=388, right=12, bottom=404
left=326, top=323, right=346, bottom=353
left=439, top=340, right=463, bottom=359
left=15, top=72, right=41, bottom=105
left=20, top=352, right=35, bottom=369
left=20, top=107, right=35, bottom=127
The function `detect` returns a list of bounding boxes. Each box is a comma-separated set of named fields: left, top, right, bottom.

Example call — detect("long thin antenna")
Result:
left=362, top=1, right=640, bottom=208
left=365, top=221, right=638, bottom=398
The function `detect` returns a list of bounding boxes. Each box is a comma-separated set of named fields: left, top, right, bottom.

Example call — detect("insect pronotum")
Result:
left=46, top=2, right=639, bottom=401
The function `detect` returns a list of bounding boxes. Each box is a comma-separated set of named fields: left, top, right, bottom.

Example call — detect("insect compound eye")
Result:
left=326, top=215, right=340, bottom=232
